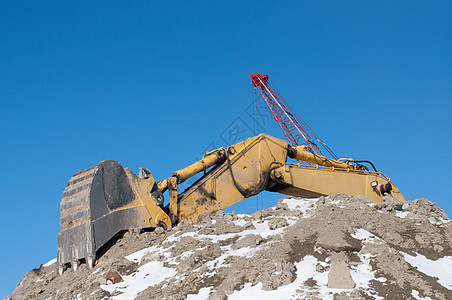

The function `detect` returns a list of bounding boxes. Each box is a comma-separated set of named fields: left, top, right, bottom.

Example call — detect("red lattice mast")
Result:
left=250, top=72, right=336, bottom=158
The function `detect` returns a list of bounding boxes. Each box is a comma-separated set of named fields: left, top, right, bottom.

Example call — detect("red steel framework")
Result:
left=250, top=72, right=338, bottom=159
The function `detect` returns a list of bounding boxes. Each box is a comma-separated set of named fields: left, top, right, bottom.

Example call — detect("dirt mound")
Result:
left=7, top=195, right=452, bottom=300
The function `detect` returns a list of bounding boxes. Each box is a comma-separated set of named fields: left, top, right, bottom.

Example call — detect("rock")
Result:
left=198, top=227, right=215, bottom=234
left=155, top=226, right=165, bottom=234
left=351, top=195, right=372, bottom=204
left=177, top=221, right=194, bottom=232
left=105, top=270, right=123, bottom=284
left=415, top=234, right=426, bottom=246
left=197, top=211, right=211, bottom=223
left=232, top=234, right=263, bottom=249
left=208, top=290, right=227, bottom=300
left=336, top=290, right=367, bottom=299
left=373, top=203, right=387, bottom=210
left=244, top=221, right=256, bottom=230
left=274, top=202, right=290, bottom=211
left=139, top=252, right=160, bottom=266
left=212, top=210, right=226, bottom=222
left=433, top=244, right=444, bottom=252
left=268, top=217, right=289, bottom=230
left=213, top=222, right=245, bottom=234
left=327, top=260, right=355, bottom=289
left=316, top=228, right=360, bottom=252
left=223, top=214, right=234, bottom=222
left=383, top=195, right=403, bottom=206
left=251, top=209, right=273, bottom=220
left=315, top=264, right=325, bottom=272
left=199, top=265, right=208, bottom=273
left=93, top=275, right=107, bottom=285
left=415, top=198, right=435, bottom=208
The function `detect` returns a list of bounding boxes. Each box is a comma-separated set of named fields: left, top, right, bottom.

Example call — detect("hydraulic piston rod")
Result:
left=157, top=149, right=226, bottom=192
left=289, top=145, right=353, bottom=170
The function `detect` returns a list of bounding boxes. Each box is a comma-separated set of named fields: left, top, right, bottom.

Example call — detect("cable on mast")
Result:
left=250, top=72, right=338, bottom=159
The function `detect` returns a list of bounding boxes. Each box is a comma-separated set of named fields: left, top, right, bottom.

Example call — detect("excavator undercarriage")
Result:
left=57, top=134, right=404, bottom=274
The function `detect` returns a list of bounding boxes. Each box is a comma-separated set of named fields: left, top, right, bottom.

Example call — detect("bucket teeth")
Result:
left=71, top=259, right=79, bottom=272
left=87, top=255, right=95, bottom=269
left=58, top=263, right=65, bottom=276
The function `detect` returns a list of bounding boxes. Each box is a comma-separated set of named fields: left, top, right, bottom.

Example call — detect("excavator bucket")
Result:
left=57, top=160, right=170, bottom=274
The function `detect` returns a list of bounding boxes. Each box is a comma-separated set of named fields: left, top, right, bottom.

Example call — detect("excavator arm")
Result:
left=164, top=134, right=404, bottom=223
left=57, top=134, right=404, bottom=274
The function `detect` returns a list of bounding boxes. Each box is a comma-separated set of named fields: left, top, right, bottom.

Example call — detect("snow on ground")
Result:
left=229, top=253, right=383, bottom=300
left=186, top=287, right=212, bottom=299
left=100, top=202, right=315, bottom=297
left=349, top=252, right=386, bottom=299
left=402, top=252, right=452, bottom=290
left=429, top=217, right=450, bottom=225
left=166, top=218, right=290, bottom=245
left=394, top=211, right=409, bottom=218
left=229, top=255, right=321, bottom=300
left=206, top=245, right=257, bottom=269
left=352, top=228, right=452, bottom=291
left=97, top=197, right=452, bottom=299
left=352, top=228, right=385, bottom=244
left=279, top=197, right=318, bottom=218
left=100, top=261, right=176, bottom=300
left=412, top=289, right=434, bottom=300
left=105, top=197, right=385, bottom=299
left=10, top=195, right=452, bottom=300
left=98, top=198, right=322, bottom=299
left=125, top=245, right=167, bottom=263
left=43, top=258, right=57, bottom=267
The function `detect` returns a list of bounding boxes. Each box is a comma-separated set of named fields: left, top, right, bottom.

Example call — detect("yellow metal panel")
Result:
left=177, top=134, right=289, bottom=222
left=271, top=164, right=405, bottom=203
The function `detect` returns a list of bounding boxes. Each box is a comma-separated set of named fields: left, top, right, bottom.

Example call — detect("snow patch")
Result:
left=100, top=261, right=176, bottom=299
left=429, top=218, right=450, bottom=226
left=395, top=211, right=409, bottom=218
left=125, top=245, right=165, bottom=263
left=229, top=255, right=322, bottom=299
left=352, top=228, right=384, bottom=244
left=166, top=219, right=288, bottom=245
left=229, top=253, right=383, bottom=300
left=281, top=197, right=318, bottom=218
left=349, top=252, right=386, bottom=298
left=411, top=289, right=434, bottom=299
left=402, top=252, right=452, bottom=290
left=206, top=245, right=259, bottom=269
left=186, top=287, right=212, bottom=299
left=43, top=258, right=56, bottom=267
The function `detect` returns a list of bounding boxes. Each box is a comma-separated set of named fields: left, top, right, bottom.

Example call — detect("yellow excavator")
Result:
left=57, top=133, right=404, bottom=274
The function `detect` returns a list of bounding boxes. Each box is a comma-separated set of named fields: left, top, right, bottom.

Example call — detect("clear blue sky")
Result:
left=1, top=1, right=451, bottom=296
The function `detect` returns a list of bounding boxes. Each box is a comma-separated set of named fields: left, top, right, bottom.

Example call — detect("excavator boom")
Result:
left=57, top=134, right=404, bottom=274
left=167, top=134, right=403, bottom=223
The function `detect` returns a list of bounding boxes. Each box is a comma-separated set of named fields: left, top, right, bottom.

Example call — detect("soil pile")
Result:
left=7, top=194, right=452, bottom=300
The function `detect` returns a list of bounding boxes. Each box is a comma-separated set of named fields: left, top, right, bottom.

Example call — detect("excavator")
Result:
left=57, top=133, right=405, bottom=274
